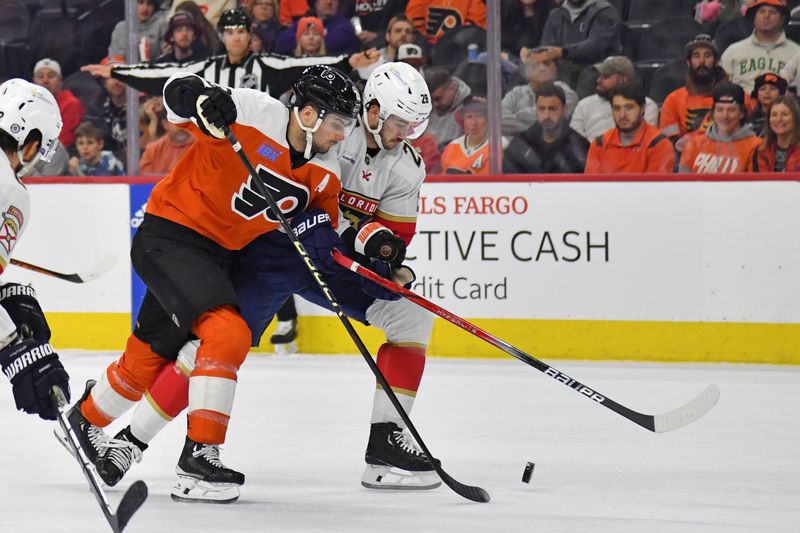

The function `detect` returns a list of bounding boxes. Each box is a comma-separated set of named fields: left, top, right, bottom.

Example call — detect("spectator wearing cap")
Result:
left=752, top=94, right=800, bottom=171
left=294, top=16, right=327, bottom=56
left=167, top=0, right=237, bottom=26
left=425, top=68, right=473, bottom=148
left=660, top=34, right=735, bottom=153
left=749, top=72, right=788, bottom=135
left=501, top=54, right=578, bottom=137
left=532, top=0, right=622, bottom=87
left=584, top=84, right=675, bottom=174
left=275, top=0, right=360, bottom=55
left=441, top=97, right=490, bottom=175
left=720, top=0, right=800, bottom=92
left=32, top=58, right=85, bottom=148
left=173, top=1, right=221, bottom=54
left=108, top=0, right=168, bottom=62
left=503, top=82, right=589, bottom=174
left=406, top=0, right=487, bottom=45
left=156, top=11, right=207, bottom=63
left=679, top=82, right=760, bottom=173
left=570, top=56, right=659, bottom=141
left=355, top=15, right=415, bottom=79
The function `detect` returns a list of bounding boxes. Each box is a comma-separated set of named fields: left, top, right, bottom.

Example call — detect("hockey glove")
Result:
left=195, top=87, right=237, bottom=139
left=359, top=261, right=416, bottom=301
left=290, top=208, right=346, bottom=275
left=0, top=283, right=51, bottom=342
left=355, top=222, right=406, bottom=267
left=0, top=339, right=70, bottom=420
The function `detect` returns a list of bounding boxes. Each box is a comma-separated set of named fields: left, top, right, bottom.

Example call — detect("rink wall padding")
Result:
left=19, top=174, right=800, bottom=365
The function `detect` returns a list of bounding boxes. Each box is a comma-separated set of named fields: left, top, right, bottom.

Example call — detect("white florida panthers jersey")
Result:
left=336, top=127, right=426, bottom=245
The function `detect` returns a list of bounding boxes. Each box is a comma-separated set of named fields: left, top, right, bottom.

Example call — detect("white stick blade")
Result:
left=653, top=384, right=720, bottom=433
left=78, top=255, right=118, bottom=282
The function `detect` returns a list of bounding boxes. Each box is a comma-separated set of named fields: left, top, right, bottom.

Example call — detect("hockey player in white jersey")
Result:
left=0, top=79, right=71, bottom=420
left=85, top=61, right=437, bottom=497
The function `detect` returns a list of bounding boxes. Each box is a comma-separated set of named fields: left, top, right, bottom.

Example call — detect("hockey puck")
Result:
left=522, top=462, right=535, bottom=483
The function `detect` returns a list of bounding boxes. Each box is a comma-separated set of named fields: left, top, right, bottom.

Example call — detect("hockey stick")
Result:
left=11, top=255, right=117, bottom=283
left=225, top=129, right=489, bottom=503
left=332, top=250, right=721, bottom=433
left=51, top=386, right=148, bottom=533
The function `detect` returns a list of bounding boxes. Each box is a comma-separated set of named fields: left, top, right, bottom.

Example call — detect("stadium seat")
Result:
left=574, top=64, right=599, bottom=100
left=786, top=20, right=800, bottom=44
left=627, top=0, right=697, bottom=22
left=29, top=4, right=82, bottom=77
left=649, top=59, right=689, bottom=105
left=73, top=0, right=125, bottom=65
left=430, top=25, right=486, bottom=72
left=634, top=61, right=667, bottom=96
left=638, top=17, right=703, bottom=62
left=0, top=0, right=30, bottom=44
left=62, top=70, right=105, bottom=124
left=0, top=38, right=32, bottom=80
left=453, top=59, right=488, bottom=98
left=714, top=17, right=754, bottom=56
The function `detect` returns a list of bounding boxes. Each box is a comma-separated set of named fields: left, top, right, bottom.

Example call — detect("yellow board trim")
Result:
left=46, top=313, right=800, bottom=364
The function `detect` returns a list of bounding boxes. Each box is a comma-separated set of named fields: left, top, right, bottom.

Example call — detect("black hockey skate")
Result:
left=270, top=318, right=297, bottom=355
left=362, top=422, right=441, bottom=490
left=96, top=426, right=148, bottom=487
left=171, top=437, right=245, bottom=503
left=65, top=380, right=111, bottom=465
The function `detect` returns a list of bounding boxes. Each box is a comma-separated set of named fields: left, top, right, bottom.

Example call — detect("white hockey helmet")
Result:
left=0, top=78, right=63, bottom=163
left=362, top=61, right=432, bottom=148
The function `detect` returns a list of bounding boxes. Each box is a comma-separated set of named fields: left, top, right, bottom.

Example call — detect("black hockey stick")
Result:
left=332, top=250, right=721, bottom=433
left=51, top=386, right=148, bottom=533
left=225, top=129, right=489, bottom=503
left=11, top=255, right=117, bottom=283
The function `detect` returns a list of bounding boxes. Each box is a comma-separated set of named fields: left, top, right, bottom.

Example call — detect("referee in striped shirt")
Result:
left=82, top=8, right=378, bottom=98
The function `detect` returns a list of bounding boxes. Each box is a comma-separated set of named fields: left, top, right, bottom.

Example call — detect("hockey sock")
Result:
left=82, top=335, right=166, bottom=427
left=370, top=343, right=426, bottom=427
left=187, top=306, right=250, bottom=444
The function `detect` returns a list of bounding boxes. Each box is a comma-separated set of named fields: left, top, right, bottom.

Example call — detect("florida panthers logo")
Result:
left=0, top=206, right=23, bottom=255
left=232, top=165, right=309, bottom=222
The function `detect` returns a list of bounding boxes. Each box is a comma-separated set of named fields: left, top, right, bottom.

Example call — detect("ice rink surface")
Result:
left=0, top=351, right=797, bottom=533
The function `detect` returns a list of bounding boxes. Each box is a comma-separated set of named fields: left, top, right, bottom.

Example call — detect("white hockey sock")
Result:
left=129, top=392, right=172, bottom=444
left=370, top=386, right=415, bottom=427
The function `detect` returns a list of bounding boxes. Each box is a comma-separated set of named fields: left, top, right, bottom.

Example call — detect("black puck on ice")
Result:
left=522, top=461, right=535, bottom=483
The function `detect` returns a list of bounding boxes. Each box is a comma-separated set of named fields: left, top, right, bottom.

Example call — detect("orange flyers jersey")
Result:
left=659, top=88, right=715, bottom=139
left=406, top=0, right=487, bottom=43
left=679, top=131, right=760, bottom=174
left=150, top=74, right=342, bottom=251
left=440, top=134, right=489, bottom=175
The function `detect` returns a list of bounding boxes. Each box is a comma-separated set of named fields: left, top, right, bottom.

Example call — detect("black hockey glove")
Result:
left=0, top=283, right=51, bottom=342
left=359, top=261, right=416, bottom=301
left=290, top=208, right=346, bottom=275
left=354, top=222, right=406, bottom=267
left=0, top=339, right=70, bottom=420
left=196, top=87, right=237, bottom=139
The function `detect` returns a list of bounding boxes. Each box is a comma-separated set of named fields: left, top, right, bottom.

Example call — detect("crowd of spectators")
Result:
left=2, top=0, right=800, bottom=176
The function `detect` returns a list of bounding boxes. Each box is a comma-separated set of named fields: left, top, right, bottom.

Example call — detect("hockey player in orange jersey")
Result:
left=679, top=82, right=760, bottom=174
left=63, top=65, right=361, bottom=503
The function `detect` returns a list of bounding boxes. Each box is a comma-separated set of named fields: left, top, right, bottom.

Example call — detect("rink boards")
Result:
left=12, top=175, right=800, bottom=364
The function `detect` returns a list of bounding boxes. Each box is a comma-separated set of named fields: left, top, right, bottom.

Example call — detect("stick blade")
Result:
left=114, top=480, right=148, bottom=533
left=653, top=384, right=720, bottom=433
left=438, top=468, right=490, bottom=503
left=76, top=254, right=117, bottom=283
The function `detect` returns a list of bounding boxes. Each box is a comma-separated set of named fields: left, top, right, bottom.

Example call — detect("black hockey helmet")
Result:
left=217, top=8, right=251, bottom=32
left=289, top=65, right=361, bottom=120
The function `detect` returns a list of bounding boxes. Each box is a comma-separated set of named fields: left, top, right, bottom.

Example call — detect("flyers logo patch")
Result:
left=427, top=7, right=462, bottom=37
left=232, top=165, right=310, bottom=222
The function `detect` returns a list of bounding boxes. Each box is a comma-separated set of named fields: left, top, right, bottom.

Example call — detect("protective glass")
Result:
left=319, top=112, right=357, bottom=138
left=383, top=114, right=428, bottom=140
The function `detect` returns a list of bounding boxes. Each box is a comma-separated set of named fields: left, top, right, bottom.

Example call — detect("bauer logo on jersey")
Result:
left=0, top=205, right=24, bottom=255
left=232, top=164, right=310, bottom=222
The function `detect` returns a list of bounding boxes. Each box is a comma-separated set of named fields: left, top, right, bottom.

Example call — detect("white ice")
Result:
left=0, top=352, right=797, bottom=533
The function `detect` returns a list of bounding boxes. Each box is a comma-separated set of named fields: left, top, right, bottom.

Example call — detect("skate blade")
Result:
left=273, top=341, right=298, bottom=355
left=360, top=464, right=441, bottom=490
left=170, top=475, right=240, bottom=504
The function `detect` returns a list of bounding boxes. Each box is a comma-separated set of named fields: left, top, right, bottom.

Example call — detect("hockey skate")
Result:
left=171, top=436, right=245, bottom=504
left=270, top=318, right=298, bottom=355
left=361, top=422, right=441, bottom=490
left=95, top=427, right=147, bottom=487
left=62, top=380, right=111, bottom=465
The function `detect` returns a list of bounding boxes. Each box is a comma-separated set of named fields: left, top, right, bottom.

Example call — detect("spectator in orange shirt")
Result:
left=139, top=105, right=196, bottom=176
left=584, top=84, right=675, bottom=174
left=660, top=34, right=731, bottom=152
left=679, top=82, right=761, bottom=173
left=752, top=94, right=800, bottom=172
left=406, top=0, right=487, bottom=44
left=441, top=97, right=489, bottom=174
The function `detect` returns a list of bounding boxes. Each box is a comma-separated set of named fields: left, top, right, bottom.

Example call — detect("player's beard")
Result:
left=689, top=65, right=714, bottom=86
left=617, top=114, right=643, bottom=134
